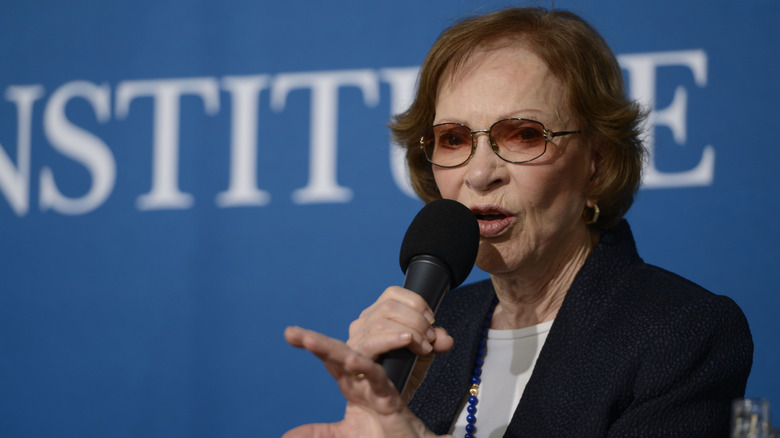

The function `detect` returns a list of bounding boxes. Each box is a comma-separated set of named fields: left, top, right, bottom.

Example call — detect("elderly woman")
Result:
left=284, top=7, right=753, bottom=438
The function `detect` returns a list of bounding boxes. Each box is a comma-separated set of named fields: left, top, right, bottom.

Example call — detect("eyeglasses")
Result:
left=420, top=118, right=580, bottom=168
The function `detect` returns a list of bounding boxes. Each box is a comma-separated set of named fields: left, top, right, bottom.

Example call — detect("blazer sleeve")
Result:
left=606, top=293, right=753, bottom=438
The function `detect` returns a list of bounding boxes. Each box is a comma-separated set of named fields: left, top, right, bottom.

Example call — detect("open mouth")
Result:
left=474, top=212, right=507, bottom=221
left=470, top=206, right=514, bottom=237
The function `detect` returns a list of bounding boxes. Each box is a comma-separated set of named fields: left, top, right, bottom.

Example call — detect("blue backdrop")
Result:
left=2, top=1, right=778, bottom=436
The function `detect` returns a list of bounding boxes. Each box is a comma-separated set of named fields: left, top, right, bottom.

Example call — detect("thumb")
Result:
left=431, top=326, right=454, bottom=354
left=401, top=352, right=436, bottom=404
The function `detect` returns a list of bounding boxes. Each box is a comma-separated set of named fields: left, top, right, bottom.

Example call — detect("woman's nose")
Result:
left=465, top=133, right=507, bottom=192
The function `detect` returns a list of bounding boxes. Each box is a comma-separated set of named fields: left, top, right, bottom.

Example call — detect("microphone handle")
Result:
left=380, top=255, right=451, bottom=394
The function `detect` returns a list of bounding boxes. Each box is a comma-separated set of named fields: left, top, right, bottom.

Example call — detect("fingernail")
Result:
left=426, top=328, right=436, bottom=341
left=424, top=310, right=435, bottom=323
left=422, top=340, right=433, bottom=353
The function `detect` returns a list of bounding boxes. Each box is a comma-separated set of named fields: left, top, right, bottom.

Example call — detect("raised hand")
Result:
left=283, top=326, right=449, bottom=438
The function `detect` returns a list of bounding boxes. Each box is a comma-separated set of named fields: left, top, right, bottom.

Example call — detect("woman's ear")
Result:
left=588, top=147, right=602, bottom=182
left=584, top=146, right=603, bottom=208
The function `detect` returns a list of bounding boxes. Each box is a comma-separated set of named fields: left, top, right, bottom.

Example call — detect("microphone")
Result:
left=380, top=199, right=480, bottom=394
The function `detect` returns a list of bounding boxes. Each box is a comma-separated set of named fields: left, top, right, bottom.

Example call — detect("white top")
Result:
left=449, top=320, right=554, bottom=438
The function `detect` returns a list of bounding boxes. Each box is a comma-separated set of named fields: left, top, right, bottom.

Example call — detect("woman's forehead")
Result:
left=435, top=45, right=572, bottom=126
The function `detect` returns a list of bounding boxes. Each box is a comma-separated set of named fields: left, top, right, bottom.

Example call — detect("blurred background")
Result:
left=1, top=0, right=778, bottom=436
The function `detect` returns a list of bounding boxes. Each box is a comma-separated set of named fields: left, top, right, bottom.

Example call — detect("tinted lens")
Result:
left=422, top=123, right=473, bottom=167
left=491, top=119, right=547, bottom=163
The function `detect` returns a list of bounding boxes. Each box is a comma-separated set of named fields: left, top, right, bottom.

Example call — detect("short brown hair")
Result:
left=390, top=7, right=646, bottom=230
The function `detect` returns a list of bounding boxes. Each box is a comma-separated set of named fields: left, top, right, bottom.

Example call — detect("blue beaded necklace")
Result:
left=464, top=297, right=498, bottom=438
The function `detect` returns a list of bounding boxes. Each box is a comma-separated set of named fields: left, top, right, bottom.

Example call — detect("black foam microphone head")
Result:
left=399, top=199, right=480, bottom=289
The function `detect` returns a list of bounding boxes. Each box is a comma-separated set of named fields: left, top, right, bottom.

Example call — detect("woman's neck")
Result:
left=489, top=227, right=599, bottom=330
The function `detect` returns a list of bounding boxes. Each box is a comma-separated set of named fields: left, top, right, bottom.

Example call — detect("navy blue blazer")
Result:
left=409, top=221, right=753, bottom=437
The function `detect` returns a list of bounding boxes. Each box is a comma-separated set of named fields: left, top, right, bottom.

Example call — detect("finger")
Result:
left=305, top=339, right=404, bottom=413
left=371, top=286, right=435, bottom=322
left=286, top=326, right=391, bottom=390
left=349, top=318, right=435, bottom=358
left=284, top=325, right=306, bottom=348
left=343, top=352, right=388, bottom=387
left=284, top=327, right=413, bottom=428
left=373, top=297, right=437, bottom=332
left=282, top=423, right=336, bottom=438
left=340, top=354, right=406, bottom=413
left=350, top=302, right=432, bottom=345
left=348, top=284, right=439, bottom=335
left=285, top=326, right=351, bottom=364
left=354, top=323, right=452, bottom=359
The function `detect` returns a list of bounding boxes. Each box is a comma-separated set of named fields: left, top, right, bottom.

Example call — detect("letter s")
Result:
left=40, top=81, right=115, bottom=215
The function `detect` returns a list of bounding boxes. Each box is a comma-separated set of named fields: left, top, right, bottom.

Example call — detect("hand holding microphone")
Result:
left=347, top=199, right=479, bottom=394
left=285, top=200, right=479, bottom=437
